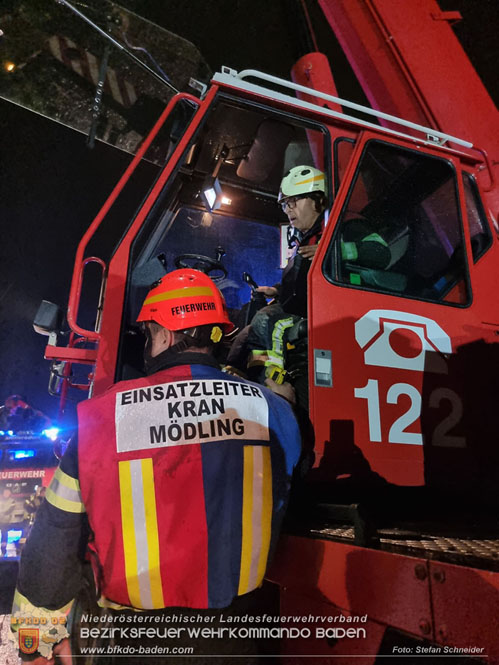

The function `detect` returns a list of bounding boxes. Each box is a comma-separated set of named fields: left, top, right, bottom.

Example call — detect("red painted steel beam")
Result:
left=269, top=535, right=499, bottom=657
left=44, top=345, right=97, bottom=364
left=318, top=0, right=499, bottom=210
left=291, top=52, right=342, bottom=113
left=429, top=559, right=499, bottom=662
left=268, top=535, right=433, bottom=639
left=291, top=52, right=342, bottom=167
left=319, top=0, right=435, bottom=130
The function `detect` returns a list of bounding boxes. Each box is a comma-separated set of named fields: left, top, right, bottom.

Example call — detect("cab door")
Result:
left=308, top=132, right=496, bottom=496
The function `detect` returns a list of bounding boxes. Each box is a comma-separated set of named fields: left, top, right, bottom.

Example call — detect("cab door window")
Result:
left=324, top=140, right=471, bottom=305
left=333, top=137, right=356, bottom=195
left=462, top=172, right=492, bottom=263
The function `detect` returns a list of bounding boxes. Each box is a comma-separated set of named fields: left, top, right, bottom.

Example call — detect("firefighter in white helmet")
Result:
left=227, top=166, right=327, bottom=411
left=256, top=165, right=327, bottom=313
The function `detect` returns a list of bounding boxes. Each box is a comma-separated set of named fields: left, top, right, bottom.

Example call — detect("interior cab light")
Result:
left=201, top=176, right=223, bottom=211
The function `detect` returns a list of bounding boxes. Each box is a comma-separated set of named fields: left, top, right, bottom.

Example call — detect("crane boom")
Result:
left=318, top=0, right=499, bottom=210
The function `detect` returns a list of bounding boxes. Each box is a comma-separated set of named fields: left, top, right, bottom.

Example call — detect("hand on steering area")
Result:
left=297, top=243, right=319, bottom=260
left=256, top=286, right=278, bottom=298
left=264, top=378, right=296, bottom=405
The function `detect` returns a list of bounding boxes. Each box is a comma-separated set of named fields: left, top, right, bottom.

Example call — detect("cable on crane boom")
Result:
left=55, top=0, right=180, bottom=95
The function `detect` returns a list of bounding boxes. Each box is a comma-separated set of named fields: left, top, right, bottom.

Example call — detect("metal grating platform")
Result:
left=304, top=523, right=499, bottom=571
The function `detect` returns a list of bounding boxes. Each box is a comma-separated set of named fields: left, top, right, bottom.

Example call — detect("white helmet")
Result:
left=278, top=165, right=326, bottom=202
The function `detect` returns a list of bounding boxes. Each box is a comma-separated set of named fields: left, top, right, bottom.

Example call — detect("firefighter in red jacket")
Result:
left=11, top=269, right=301, bottom=663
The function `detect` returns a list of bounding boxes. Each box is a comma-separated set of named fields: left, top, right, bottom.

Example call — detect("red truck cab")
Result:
left=41, top=65, right=499, bottom=661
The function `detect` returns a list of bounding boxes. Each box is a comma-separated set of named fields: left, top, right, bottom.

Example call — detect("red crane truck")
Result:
left=35, top=0, right=499, bottom=661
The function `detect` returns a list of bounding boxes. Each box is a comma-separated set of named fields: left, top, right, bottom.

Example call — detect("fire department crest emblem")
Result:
left=19, top=628, right=39, bottom=654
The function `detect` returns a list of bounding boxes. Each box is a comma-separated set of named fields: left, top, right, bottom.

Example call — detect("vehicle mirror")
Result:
left=33, top=300, right=64, bottom=338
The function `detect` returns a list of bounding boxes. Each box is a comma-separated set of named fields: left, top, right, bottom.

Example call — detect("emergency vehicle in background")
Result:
left=33, top=0, right=499, bottom=661
left=0, top=397, right=58, bottom=559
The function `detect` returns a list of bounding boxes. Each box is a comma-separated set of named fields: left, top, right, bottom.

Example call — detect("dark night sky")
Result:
left=116, top=0, right=499, bottom=106
left=0, top=0, right=497, bottom=422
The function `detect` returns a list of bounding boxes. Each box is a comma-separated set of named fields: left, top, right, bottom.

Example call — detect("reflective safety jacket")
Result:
left=78, top=359, right=301, bottom=610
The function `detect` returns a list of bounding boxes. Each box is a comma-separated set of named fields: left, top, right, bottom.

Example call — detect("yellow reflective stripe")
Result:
left=45, top=467, right=85, bottom=513
left=45, top=487, right=85, bottom=513
left=295, top=174, right=324, bottom=186
left=53, top=466, right=80, bottom=492
left=119, top=459, right=165, bottom=609
left=238, top=446, right=273, bottom=594
left=144, top=286, right=213, bottom=305
left=270, top=317, right=294, bottom=369
left=11, top=588, right=23, bottom=616
left=119, top=461, right=142, bottom=607
left=11, top=589, right=73, bottom=632
left=141, top=458, right=164, bottom=609
left=248, top=350, right=270, bottom=367
left=248, top=350, right=286, bottom=366
left=238, top=446, right=254, bottom=595
left=255, top=447, right=272, bottom=585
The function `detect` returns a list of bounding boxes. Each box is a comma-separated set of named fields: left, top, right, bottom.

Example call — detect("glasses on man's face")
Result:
left=279, top=196, right=304, bottom=212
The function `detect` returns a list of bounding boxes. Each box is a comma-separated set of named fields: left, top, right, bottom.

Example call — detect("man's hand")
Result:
left=297, top=243, right=319, bottom=260
left=21, top=638, right=72, bottom=665
left=264, top=378, right=296, bottom=405
left=255, top=286, right=278, bottom=298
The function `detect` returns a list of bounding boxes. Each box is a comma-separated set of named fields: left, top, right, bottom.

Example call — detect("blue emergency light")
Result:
left=10, top=449, right=36, bottom=459
left=42, top=427, right=60, bottom=441
left=7, top=529, right=23, bottom=543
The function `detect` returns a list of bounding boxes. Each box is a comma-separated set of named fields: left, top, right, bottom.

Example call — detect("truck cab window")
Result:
left=324, top=140, right=471, bottom=305
left=462, top=172, right=492, bottom=263
left=117, top=98, right=330, bottom=380
left=333, top=137, right=356, bottom=195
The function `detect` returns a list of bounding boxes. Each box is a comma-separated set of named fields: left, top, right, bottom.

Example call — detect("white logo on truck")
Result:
left=355, top=310, right=451, bottom=371
left=353, top=310, right=464, bottom=447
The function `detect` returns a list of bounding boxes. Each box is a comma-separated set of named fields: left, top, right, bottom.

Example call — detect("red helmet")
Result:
left=5, top=395, right=29, bottom=411
left=137, top=269, right=234, bottom=334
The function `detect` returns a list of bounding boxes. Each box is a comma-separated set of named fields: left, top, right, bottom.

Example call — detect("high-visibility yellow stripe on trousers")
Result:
left=238, top=445, right=273, bottom=595
left=119, top=458, right=164, bottom=609
left=46, top=467, right=86, bottom=513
